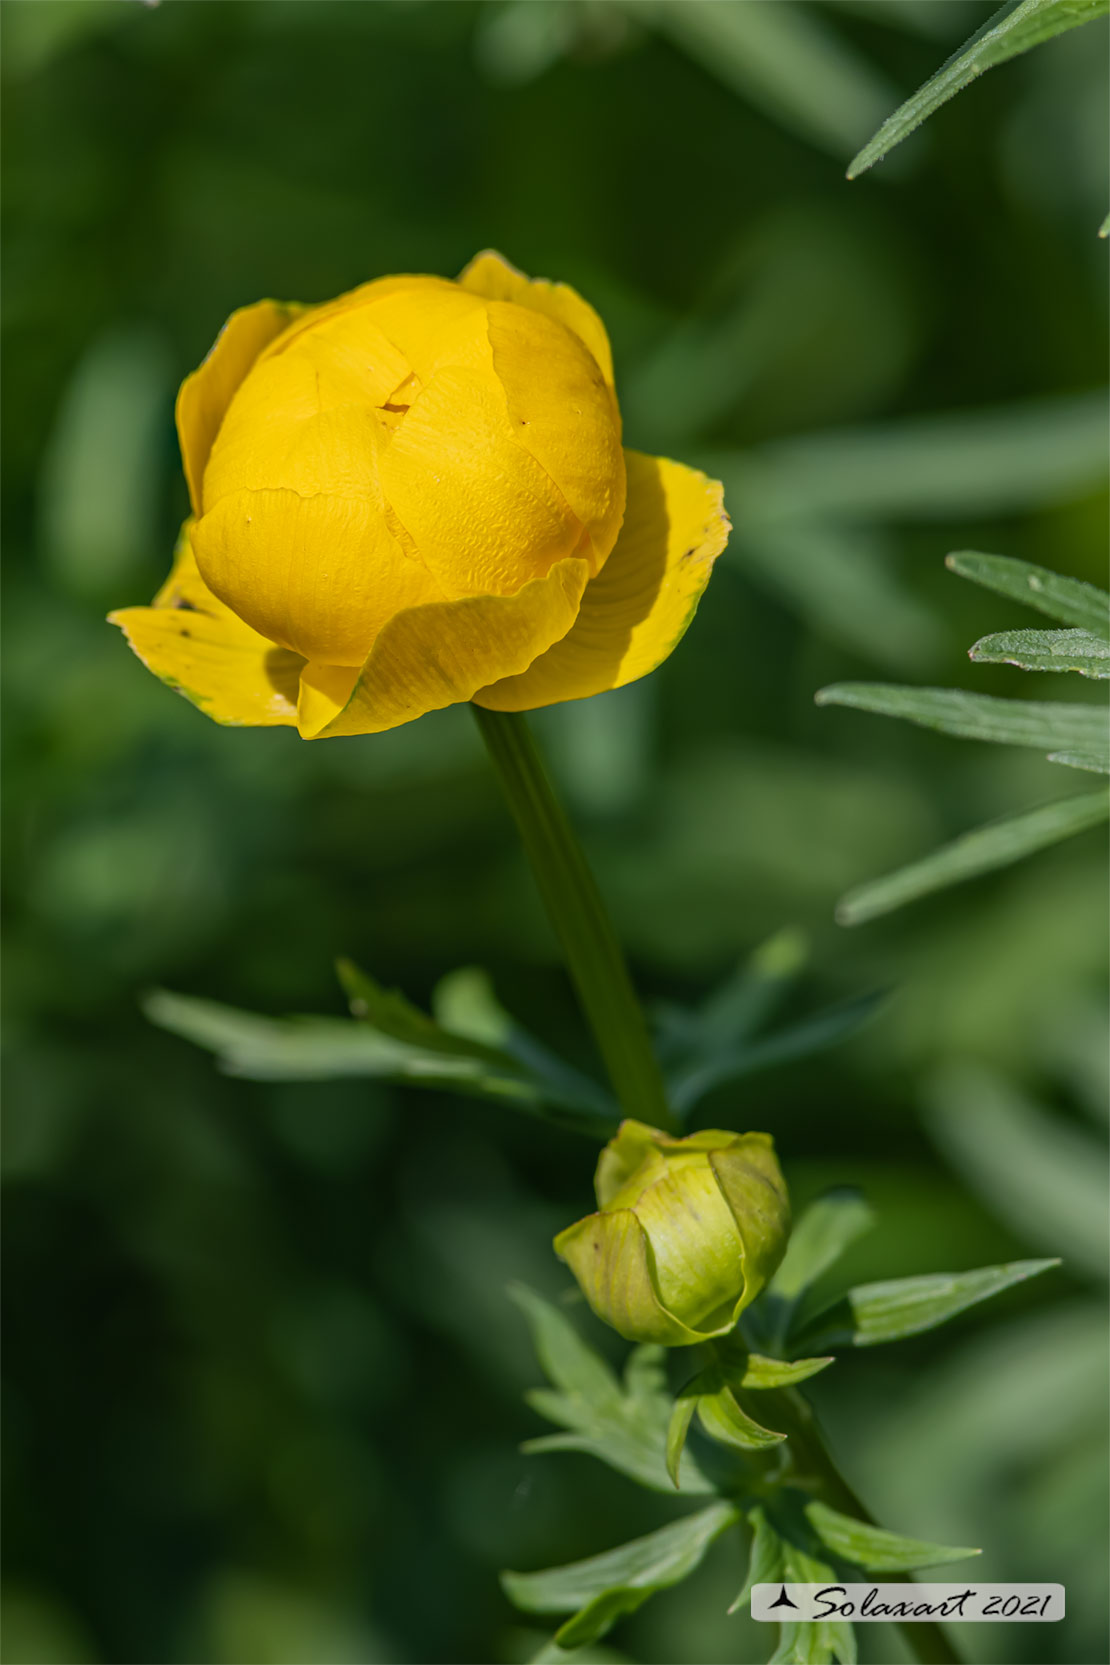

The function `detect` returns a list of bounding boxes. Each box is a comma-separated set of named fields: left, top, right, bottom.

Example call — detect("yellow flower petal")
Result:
left=192, top=487, right=446, bottom=667
left=486, top=300, right=625, bottom=568
left=108, top=523, right=302, bottom=727
left=301, top=555, right=591, bottom=738
left=376, top=359, right=586, bottom=597
left=474, top=450, right=729, bottom=711
left=176, top=299, right=303, bottom=517
left=458, top=249, right=616, bottom=388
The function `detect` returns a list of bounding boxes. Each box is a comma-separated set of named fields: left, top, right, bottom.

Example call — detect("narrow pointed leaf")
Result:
left=502, top=1502, right=740, bottom=1648
left=763, top=1189, right=877, bottom=1343
left=848, top=0, right=1110, bottom=179
left=729, top=1505, right=784, bottom=1614
left=337, top=958, right=516, bottom=1062
left=509, top=1285, right=621, bottom=1406
left=798, top=1258, right=1060, bottom=1349
left=835, top=790, right=1110, bottom=925
left=666, top=1394, right=698, bottom=1490
left=815, top=683, right=1108, bottom=761
left=969, top=627, right=1110, bottom=678
left=1048, top=750, right=1109, bottom=774
left=806, top=1501, right=980, bottom=1572
left=697, top=1384, right=786, bottom=1452
left=511, top=1289, right=713, bottom=1494
left=668, top=990, right=885, bottom=1114
left=946, top=551, right=1110, bottom=636
left=740, top=1353, right=836, bottom=1389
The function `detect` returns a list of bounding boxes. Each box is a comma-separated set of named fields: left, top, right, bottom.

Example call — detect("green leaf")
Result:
left=805, top=1500, right=980, bottom=1572
left=970, top=626, right=1110, bottom=679
left=337, top=959, right=511, bottom=1061
left=848, top=0, right=1110, bottom=178
left=728, top=1505, right=783, bottom=1615
left=924, top=1063, right=1110, bottom=1279
left=665, top=1393, right=698, bottom=1490
left=510, top=1287, right=714, bottom=1495
left=667, top=991, right=886, bottom=1115
left=815, top=683, right=1109, bottom=761
left=772, top=1542, right=857, bottom=1664
left=502, top=1502, right=740, bottom=1648
left=1047, top=750, right=1110, bottom=774
left=696, top=1382, right=787, bottom=1453
left=946, top=551, right=1110, bottom=636
left=835, top=790, right=1110, bottom=925
left=1100, top=210, right=1110, bottom=237
left=739, top=1353, right=836, bottom=1389
left=759, top=1189, right=877, bottom=1346
left=798, top=1258, right=1060, bottom=1349
left=144, top=987, right=618, bottom=1133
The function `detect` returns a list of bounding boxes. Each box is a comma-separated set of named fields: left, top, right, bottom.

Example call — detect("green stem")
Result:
left=759, top=1386, right=963, bottom=1665
left=472, top=705, right=674, bottom=1131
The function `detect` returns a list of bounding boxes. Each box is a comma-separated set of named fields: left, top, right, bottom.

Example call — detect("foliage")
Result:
left=818, top=554, right=1109, bottom=922
left=503, top=1192, right=1055, bottom=1663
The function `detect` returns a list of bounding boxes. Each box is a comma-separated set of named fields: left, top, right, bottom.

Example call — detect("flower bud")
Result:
left=554, top=1120, right=789, bottom=1347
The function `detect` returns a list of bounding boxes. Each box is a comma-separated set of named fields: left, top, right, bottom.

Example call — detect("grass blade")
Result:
left=835, top=791, right=1109, bottom=925
left=848, top=0, right=1110, bottom=178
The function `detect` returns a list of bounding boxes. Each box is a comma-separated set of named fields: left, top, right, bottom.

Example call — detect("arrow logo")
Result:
left=769, top=1585, right=799, bottom=1610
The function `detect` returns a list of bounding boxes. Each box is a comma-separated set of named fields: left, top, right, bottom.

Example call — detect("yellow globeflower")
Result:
left=110, top=253, right=729, bottom=738
left=555, top=1120, right=790, bottom=1347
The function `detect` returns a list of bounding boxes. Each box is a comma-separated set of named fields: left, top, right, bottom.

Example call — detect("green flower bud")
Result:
left=554, top=1120, right=790, bottom=1347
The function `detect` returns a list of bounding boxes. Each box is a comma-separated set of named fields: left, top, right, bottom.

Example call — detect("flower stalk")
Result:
left=472, top=705, right=674, bottom=1131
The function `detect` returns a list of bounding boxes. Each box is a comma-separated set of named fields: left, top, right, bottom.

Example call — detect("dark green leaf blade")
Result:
left=502, top=1502, right=740, bottom=1648
left=946, top=551, right=1110, bottom=636
left=835, top=790, right=1110, bottom=925
left=337, top=957, right=516, bottom=1061
left=668, top=990, right=886, bottom=1115
left=848, top=0, right=1110, bottom=179
left=806, top=1501, right=980, bottom=1572
left=969, top=627, right=1110, bottom=678
left=798, top=1258, right=1060, bottom=1349
left=815, top=683, right=1108, bottom=759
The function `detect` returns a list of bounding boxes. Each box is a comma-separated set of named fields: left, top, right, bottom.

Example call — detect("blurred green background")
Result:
left=2, top=2, right=1107, bottom=1662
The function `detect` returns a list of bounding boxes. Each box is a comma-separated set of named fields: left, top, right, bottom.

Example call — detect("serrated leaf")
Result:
left=815, top=683, right=1108, bottom=762
left=805, top=1500, right=980, bottom=1572
left=848, top=0, right=1110, bottom=179
left=728, top=1505, right=784, bottom=1614
left=511, top=1288, right=713, bottom=1495
left=758, top=1190, right=876, bottom=1347
left=696, top=1382, right=787, bottom=1453
left=835, top=789, right=1110, bottom=925
left=667, top=990, right=886, bottom=1116
left=970, top=627, right=1110, bottom=678
left=798, top=1258, right=1060, bottom=1349
left=946, top=551, right=1110, bottom=636
left=740, top=1354, right=836, bottom=1389
left=502, top=1502, right=740, bottom=1648
left=772, top=1543, right=857, bottom=1664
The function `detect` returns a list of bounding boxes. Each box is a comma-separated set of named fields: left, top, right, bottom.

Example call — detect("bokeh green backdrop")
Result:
left=2, top=3, right=1107, bottom=1663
